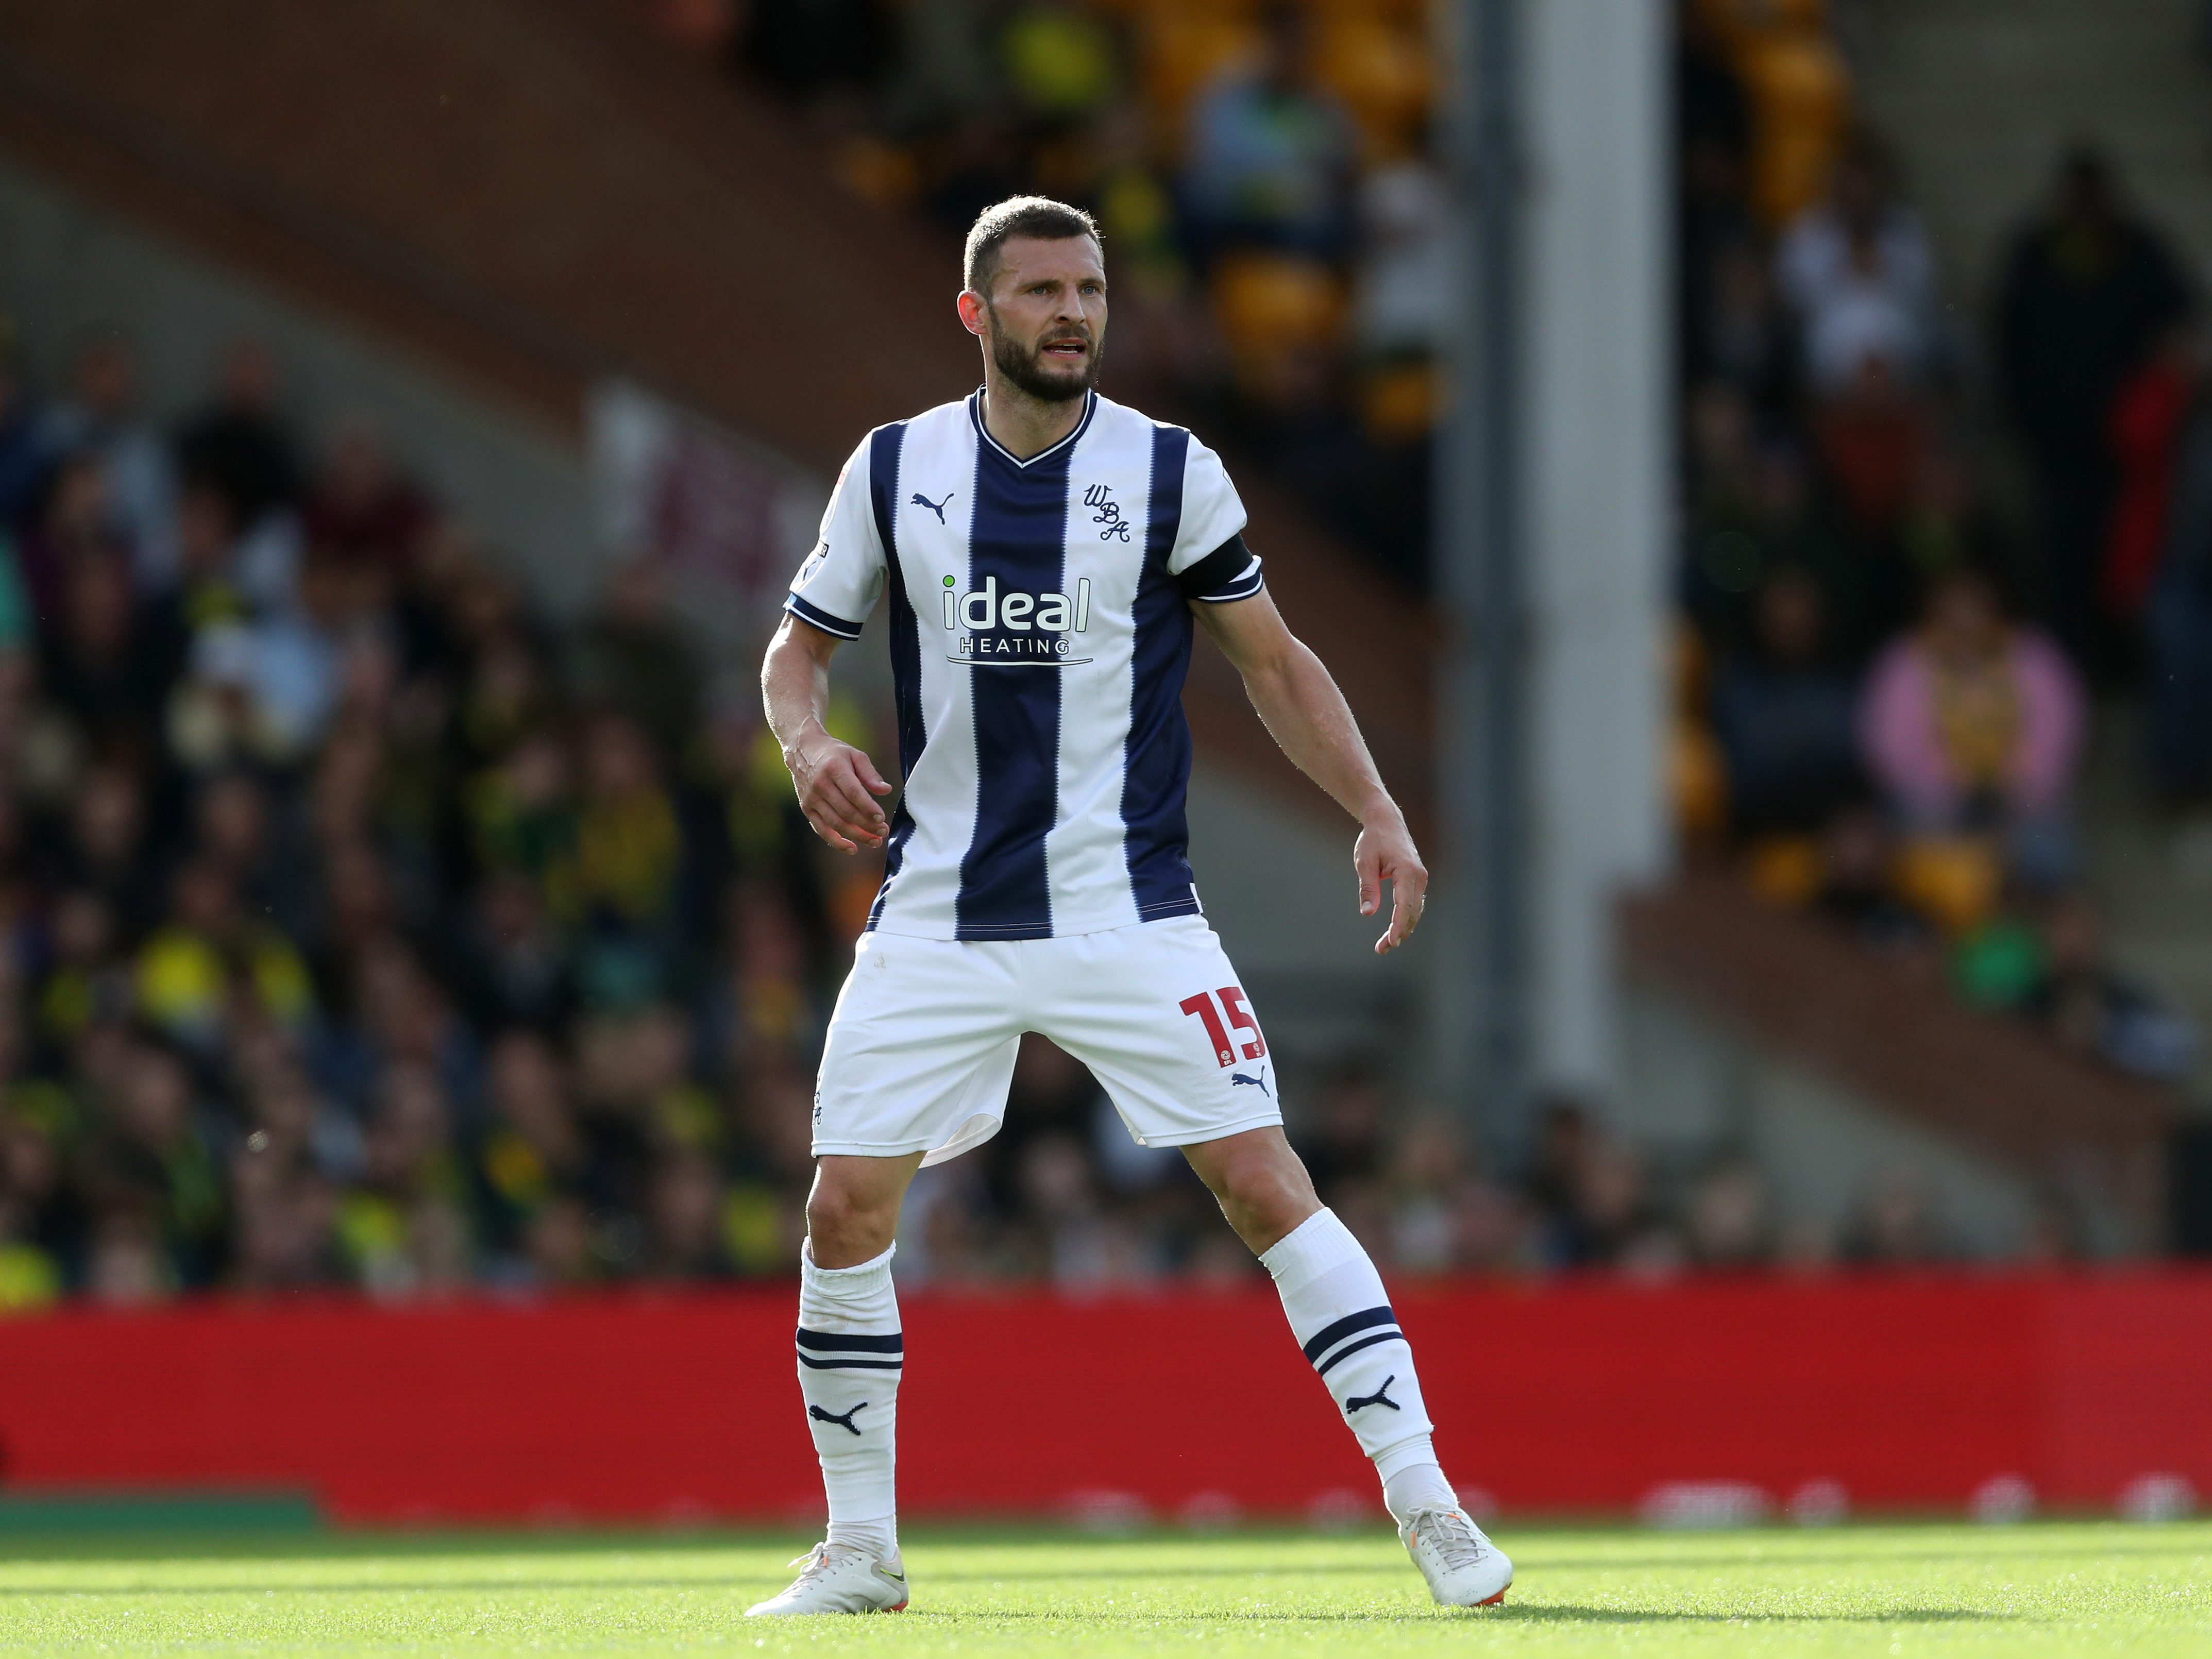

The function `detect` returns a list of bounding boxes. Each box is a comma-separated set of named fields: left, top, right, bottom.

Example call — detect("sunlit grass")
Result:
left=0, top=1519, right=2206, bottom=1655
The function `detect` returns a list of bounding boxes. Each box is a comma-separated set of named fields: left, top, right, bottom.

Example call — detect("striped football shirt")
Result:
left=784, top=388, right=1263, bottom=941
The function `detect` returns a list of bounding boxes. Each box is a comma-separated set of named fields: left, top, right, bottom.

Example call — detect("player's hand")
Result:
left=1355, top=805, right=1427, bottom=955
left=786, top=726, right=892, bottom=853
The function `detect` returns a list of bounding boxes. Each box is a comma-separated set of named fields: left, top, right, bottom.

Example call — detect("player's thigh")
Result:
left=1034, top=917, right=1282, bottom=1148
left=815, top=934, right=1024, bottom=1158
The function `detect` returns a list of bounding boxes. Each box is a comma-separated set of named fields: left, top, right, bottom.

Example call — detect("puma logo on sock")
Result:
left=810, top=1401, right=870, bottom=1435
left=1345, top=1375, right=1400, bottom=1415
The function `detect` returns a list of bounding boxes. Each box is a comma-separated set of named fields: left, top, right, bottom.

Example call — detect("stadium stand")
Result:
left=0, top=0, right=2202, bottom=1315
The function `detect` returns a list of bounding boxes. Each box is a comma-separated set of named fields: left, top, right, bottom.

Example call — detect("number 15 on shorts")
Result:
left=1180, top=987, right=1267, bottom=1069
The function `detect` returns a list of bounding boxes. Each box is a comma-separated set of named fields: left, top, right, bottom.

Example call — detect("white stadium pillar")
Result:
left=1434, top=0, right=1670, bottom=1145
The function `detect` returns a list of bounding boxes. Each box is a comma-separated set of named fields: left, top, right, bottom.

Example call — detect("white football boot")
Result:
left=1398, top=1505, right=1512, bottom=1607
left=745, top=1542, right=909, bottom=1616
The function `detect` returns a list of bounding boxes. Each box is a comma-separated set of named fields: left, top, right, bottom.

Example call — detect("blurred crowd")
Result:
left=1669, top=2, right=2199, bottom=1085
left=896, top=1051, right=2088, bottom=1287
left=0, top=325, right=894, bottom=1307
left=0, top=310, right=2052, bottom=1310
left=8, top=0, right=2196, bottom=1309
left=645, top=0, right=1442, bottom=590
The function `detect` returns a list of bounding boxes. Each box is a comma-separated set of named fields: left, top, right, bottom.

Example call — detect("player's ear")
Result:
left=956, top=290, right=988, bottom=338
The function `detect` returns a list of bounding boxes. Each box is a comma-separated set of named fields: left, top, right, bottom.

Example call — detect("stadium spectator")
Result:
left=1352, top=158, right=1450, bottom=363
left=1181, top=5, right=1359, bottom=265
left=1838, top=1162, right=1954, bottom=1265
left=2019, top=893, right=2198, bottom=1079
left=0, top=329, right=55, bottom=532
left=1698, top=235, right=1798, bottom=424
left=1776, top=142, right=1939, bottom=396
left=2101, top=324, right=2199, bottom=628
left=175, top=341, right=303, bottom=533
left=302, top=424, right=434, bottom=583
left=1711, top=564, right=1864, bottom=837
left=998, top=0, right=1122, bottom=133
left=1858, top=566, right=2085, bottom=891
left=2144, top=346, right=2212, bottom=798
left=740, top=0, right=891, bottom=107
left=1684, top=1158, right=1776, bottom=1269
left=565, top=560, right=703, bottom=770
left=1997, top=148, right=2190, bottom=678
left=40, top=335, right=180, bottom=594
left=1809, top=353, right=1934, bottom=555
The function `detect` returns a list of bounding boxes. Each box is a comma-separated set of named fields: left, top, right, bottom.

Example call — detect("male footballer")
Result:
left=750, top=196, right=1509, bottom=1615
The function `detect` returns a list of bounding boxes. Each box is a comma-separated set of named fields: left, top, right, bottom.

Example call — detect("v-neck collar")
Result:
left=968, top=387, right=1097, bottom=469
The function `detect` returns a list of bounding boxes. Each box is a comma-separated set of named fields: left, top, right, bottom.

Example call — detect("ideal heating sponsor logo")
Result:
left=941, top=574, right=1093, bottom=666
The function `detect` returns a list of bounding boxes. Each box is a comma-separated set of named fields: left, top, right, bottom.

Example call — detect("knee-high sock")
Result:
left=1260, top=1208, right=1458, bottom=1523
left=797, top=1240, right=901, bottom=1554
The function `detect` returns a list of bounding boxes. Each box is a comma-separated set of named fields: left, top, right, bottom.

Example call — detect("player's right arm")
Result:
left=763, top=616, right=889, bottom=853
left=763, top=437, right=892, bottom=854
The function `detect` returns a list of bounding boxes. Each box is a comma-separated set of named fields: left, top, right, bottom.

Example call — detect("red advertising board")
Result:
left=1, top=1273, right=2206, bottom=1523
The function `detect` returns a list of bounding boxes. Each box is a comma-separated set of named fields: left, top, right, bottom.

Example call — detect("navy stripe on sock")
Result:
left=1314, top=1328, right=1405, bottom=1380
left=796, top=1328, right=904, bottom=1353
left=1301, top=1305, right=1397, bottom=1365
left=797, top=1353, right=905, bottom=1372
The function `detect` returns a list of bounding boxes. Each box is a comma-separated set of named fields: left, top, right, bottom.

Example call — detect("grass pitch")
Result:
left=1, top=1520, right=2207, bottom=1656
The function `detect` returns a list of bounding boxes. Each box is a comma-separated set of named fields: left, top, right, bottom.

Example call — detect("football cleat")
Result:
left=744, top=1542, right=909, bottom=1616
left=1399, top=1505, right=1512, bottom=1607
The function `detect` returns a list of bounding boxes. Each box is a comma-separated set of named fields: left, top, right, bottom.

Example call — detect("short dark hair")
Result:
left=963, top=196, right=1101, bottom=296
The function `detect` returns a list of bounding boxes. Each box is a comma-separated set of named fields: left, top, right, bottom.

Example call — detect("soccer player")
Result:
left=747, top=197, right=1510, bottom=1616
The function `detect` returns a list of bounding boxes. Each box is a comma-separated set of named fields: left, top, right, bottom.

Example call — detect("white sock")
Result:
left=1381, top=1450, right=1460, bottom=1527
left=797, top=1240, right=901, bottom=1560
left=1260, top=1208, right=1455, bottom=1523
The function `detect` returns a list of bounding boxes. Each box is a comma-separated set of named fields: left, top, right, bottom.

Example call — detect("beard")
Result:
left=987, top=304, right=1103, bottom=402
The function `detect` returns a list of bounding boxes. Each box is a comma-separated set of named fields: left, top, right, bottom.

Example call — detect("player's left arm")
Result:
left=1192, top=590, right=1426, bottom=955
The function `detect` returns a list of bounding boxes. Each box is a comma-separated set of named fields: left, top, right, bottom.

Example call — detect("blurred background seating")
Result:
left=1, top=0, right=2210, bottom=1316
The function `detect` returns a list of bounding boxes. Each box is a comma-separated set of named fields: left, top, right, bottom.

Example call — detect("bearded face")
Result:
left=985, top=296, right=1103, bottom=402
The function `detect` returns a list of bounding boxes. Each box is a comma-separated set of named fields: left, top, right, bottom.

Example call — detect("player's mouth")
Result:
left=1040, top=334, right=1089, bottom=361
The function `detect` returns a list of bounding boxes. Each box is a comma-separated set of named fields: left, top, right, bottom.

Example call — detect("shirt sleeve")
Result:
left=1167, top=434, right=1263, bottom=603
left=784, top=437, right=886, bottom=640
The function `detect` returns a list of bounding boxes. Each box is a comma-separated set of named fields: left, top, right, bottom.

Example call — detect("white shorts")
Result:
left=812, top=916, right=1282, bottom=1165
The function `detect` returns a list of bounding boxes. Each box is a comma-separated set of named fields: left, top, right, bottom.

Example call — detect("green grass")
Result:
left=1, top=1520, right=2207, bottom=1655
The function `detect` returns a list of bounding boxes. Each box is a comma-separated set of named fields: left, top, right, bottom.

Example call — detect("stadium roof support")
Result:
left=1430, top=0, right=1527, bottom=1149
left=1432, top=0, right=1670, bottom=1152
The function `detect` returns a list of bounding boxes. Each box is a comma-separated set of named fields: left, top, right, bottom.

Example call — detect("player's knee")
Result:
left=1217, top=1144, right=1319, bottom=1243
left=804, top=1181, right=862, bottom=1249
left=805, top=1178, right=894, bottom=1262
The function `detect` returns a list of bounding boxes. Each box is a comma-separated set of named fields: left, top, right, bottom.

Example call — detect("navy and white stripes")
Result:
left=786, top=591, right=864, bottom=640
left=796, top=1327, right=905, bottom=1372
left=781, top=391, right=1259, bottom=942
left=1302, top=1304, right=1405, bottom=1380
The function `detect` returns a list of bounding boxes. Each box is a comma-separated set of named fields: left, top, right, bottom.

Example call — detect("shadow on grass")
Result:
left=868, top=1605, right=2019, bottom=1628
left=914, top=1537, right=2208, bottom=1583
left=1492, top=1604, right=2007, bottom=1627
left=0, top=1578, right=781, bottom=1601
left=0, top=1580, right=2022, bottom=1631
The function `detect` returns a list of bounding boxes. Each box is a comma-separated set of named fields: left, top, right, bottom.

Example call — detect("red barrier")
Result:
left=2, top=1273, right=2208, bottom=1523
